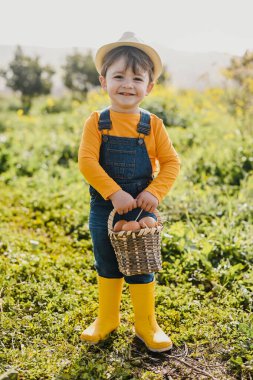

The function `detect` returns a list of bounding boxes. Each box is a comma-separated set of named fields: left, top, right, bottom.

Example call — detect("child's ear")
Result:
left=146, top=82, right=154, bottom=95
left=99, top=75, right=107, bottom=91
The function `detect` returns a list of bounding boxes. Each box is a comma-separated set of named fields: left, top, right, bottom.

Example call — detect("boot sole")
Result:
left=80, top=327, right=118, bottom=344
left=136, top=333, right=173, bottom=353
left=80, top=336, right=100, bottom=344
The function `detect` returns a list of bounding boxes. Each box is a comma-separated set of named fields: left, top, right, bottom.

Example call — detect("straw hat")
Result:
left=94, top=32, right=163, bottom=81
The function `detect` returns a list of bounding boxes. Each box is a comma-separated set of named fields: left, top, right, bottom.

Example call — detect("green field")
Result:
left=0, top=87, right=252, bottom=379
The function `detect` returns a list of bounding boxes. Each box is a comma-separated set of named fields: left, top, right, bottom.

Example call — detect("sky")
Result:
left=1, top=0, right=253, bottom=56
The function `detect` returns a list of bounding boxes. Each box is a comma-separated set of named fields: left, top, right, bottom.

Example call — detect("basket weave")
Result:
left=108, top=209, right=163, bottom=276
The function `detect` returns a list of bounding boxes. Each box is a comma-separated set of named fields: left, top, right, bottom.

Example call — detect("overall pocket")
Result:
left=105, top=148, right=136, bottom=179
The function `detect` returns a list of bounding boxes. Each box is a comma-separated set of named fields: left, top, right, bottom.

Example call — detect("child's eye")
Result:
left=134, top=77, right=143, bottom=82
left=114, top=75, right=123, bottom=79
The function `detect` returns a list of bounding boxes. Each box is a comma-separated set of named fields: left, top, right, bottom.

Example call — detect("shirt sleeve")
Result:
left=78, top=112, right=121, bottom=200
left=145, top=118, right=181, bottom=202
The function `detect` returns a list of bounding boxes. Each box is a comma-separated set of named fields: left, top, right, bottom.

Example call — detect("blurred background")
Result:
left=1, top=0, right=253, bottom=97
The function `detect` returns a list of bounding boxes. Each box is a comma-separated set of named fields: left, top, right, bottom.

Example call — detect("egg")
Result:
left=139, top=216, right=157, bottom=228
left=139, top=221, right=148, bottom=228
left=113, top=219, right=127, bottom=232
left=121, top=221, right=140, bottom=231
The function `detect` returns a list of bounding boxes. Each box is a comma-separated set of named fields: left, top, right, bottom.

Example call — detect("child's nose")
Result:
left=122, top=79, right=134, bottom=88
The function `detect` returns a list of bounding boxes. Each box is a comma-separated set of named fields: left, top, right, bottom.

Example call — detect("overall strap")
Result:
left=98, top=107, right=112, bottom=131
left=137, top=109, right=151, bottom=135
left=98, top=107, right=151, bottom=134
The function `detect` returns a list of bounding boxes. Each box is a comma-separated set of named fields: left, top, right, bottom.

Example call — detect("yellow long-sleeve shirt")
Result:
left=78, top=109, right=180, bottom=202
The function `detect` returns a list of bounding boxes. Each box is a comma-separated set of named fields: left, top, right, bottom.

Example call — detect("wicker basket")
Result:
left=108, top=209, right=163, bottom=276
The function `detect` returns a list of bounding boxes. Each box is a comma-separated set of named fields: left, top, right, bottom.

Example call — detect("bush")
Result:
left=41, top=97, right=73, bottom=114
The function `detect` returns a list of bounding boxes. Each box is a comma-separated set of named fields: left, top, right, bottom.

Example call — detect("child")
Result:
left=78, top=32, right=180, bottom=352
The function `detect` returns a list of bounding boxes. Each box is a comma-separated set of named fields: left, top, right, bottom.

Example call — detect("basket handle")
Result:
left=108, top=208, right=162, bottom=232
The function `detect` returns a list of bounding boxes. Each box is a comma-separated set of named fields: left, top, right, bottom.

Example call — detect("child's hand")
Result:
left=109, top=190, right=137, bottom=215
left=136, top=191, right=159, bottom=213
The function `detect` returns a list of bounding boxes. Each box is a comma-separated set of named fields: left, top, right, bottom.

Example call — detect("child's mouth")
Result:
left=119, top=92, right=134, bottom=96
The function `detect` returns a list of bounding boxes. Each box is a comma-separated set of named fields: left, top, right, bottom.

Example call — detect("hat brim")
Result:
left=95, top=41, right=163, bottom=81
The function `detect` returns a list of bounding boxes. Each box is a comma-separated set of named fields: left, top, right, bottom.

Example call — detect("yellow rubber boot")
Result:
left=80, top=276, right=124, bottom=344
left=129, top=281, right=173, bottom=352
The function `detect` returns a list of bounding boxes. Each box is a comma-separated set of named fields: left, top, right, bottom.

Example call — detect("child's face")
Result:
left=99, top=57, right=154, bottom=113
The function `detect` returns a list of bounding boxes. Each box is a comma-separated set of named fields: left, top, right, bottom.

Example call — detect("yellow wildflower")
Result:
left=17, top=109, right=24, bottom=117
left=46, top=98, right=55, bottom=107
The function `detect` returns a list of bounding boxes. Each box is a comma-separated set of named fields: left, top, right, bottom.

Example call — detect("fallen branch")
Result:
left=166, top=354, right=219, bottom=380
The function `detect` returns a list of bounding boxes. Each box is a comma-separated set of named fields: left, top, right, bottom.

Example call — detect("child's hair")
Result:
left=101, top=46, right=155, bottom=83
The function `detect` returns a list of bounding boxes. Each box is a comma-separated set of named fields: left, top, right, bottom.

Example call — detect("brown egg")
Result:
left=113, top=220, right=127, bottom=232
left=139, top=216, right=157, bottom=228
left=139, top=221, right=148, bottom=229
left=122, top=221, right=140, bottom=231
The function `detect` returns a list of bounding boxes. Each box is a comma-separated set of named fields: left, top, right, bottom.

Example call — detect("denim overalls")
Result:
left=88, top=108, right=157, bottom=284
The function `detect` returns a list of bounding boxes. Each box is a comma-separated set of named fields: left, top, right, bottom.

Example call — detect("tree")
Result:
left=222, top=50, right=253, bottom=120
left=62, top=50, right=100, bottom=99
left=0, top=46, right=55, bottom=113
left=157, top=65, right=171, bottom=86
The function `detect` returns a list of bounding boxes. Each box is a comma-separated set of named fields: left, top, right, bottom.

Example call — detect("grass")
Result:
left=0, top=89, right=253, bottom=379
